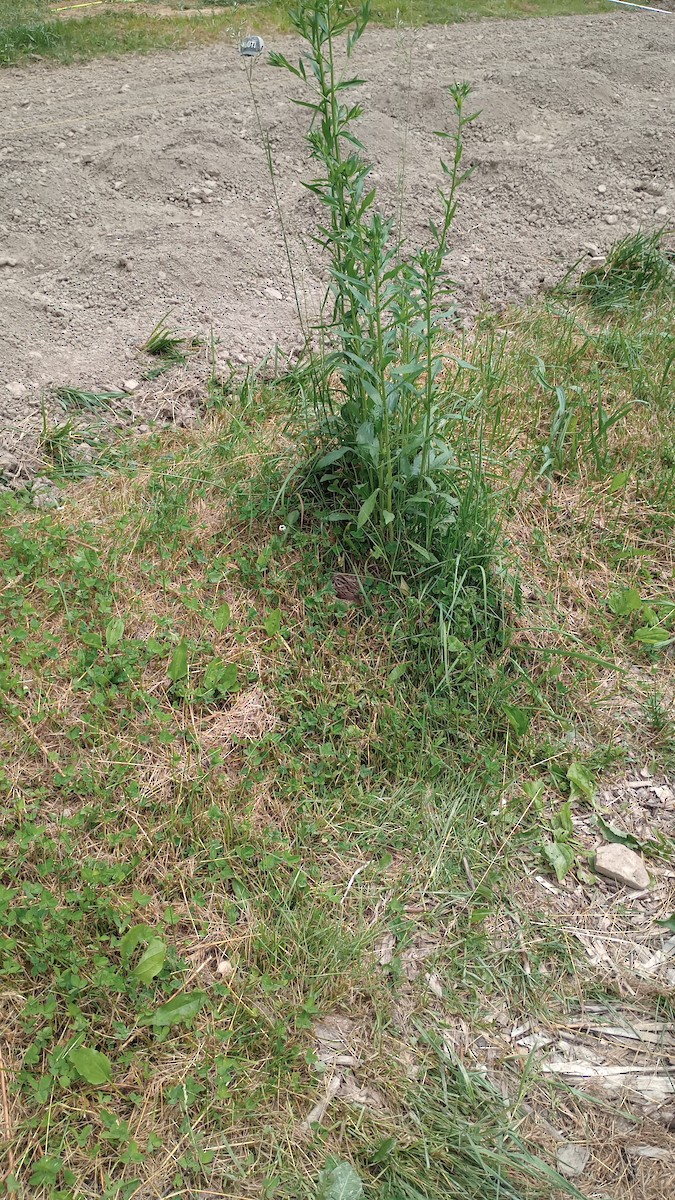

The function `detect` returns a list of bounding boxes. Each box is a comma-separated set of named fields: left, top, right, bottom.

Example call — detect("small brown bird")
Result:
left=333, top=572, right=362, bottom=604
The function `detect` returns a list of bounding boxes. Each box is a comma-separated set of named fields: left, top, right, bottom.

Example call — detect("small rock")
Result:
left=216, top=958, right=235, bottom=978
left=122, top=379, right=139, bottom=394
left=264, top=286, right=283, bottom=301
left=595, top=844, right=650, bottom=891
left=117, top=256, right=132, bottom=270
left=32, top=476, right=58, bottom=494
left=587, top=256, right=606, bottom=269
left=556, top=1145, right=590, bottom=1179
left=0, top=451, right=19, bottom=475
left=0, top=255, right=18, bottom=268
left=5, top=381, right=27, bottom=400
left=655, top=205, right=668, bottom=218
left=604, top=214, right=619, bottom=225
left=597, top=184, right=606, bottom=194
left=71, top=443, right=93, bottom=464
left=32, top=492, right=59, bottom=511
left=643, top=181, right=665, bottom=197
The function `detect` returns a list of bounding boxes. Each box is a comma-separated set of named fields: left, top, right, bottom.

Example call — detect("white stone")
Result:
left=122, top=379, right=139, bottom=394
left=557, top=1145, right=590, bottom=1178
left=595, top=844, right=650, bottom=890
left=604, top=214, right=619, bottom=225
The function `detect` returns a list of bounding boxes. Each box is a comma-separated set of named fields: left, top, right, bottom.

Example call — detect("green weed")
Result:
left=266, top=2, right=501, bottom=647
left=54, top=386, right=128, bottom=415
left=573, top=230, right=674, bottom=315
left=142, top=315, right=189, bottom=363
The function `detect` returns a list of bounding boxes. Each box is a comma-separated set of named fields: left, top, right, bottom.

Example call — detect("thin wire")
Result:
left=606, top=0, right=673, bottom=12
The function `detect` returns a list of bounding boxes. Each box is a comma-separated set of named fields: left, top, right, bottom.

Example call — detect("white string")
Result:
left=606, top=0, right=673, bottom=13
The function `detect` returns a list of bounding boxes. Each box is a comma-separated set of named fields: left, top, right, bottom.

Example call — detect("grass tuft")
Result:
left=573, top=229, right=674, bottom=314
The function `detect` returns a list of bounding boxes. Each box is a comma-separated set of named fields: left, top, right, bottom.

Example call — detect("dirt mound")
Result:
left=1, top=10, right=673, bottom=471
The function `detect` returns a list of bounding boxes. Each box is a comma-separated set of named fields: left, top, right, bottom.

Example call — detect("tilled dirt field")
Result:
left=0, top=10, right=674, bottom=473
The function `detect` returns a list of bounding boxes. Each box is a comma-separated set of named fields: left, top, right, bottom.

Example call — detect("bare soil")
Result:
left=1, top=10, right=674, bottom=470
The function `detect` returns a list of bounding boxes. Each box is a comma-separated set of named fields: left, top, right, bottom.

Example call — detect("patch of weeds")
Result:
left=264, top=1, right=502, bottom=652
left=572, top=229, right=674, bottom=314
left=140, top=315, right=202, bottom=381
left=54, top=385, right=128, bottom=415
left=142, top=315, right=190, bottom=363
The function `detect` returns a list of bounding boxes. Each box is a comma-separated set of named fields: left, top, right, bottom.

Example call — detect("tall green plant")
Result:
left=270, top=1, right=498, bottom=630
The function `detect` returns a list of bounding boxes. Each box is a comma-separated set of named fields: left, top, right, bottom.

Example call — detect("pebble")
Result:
left=0, top=256, right=18, bottom=268
left=655, top=205, right=668, bottom=217
left=604, top=214, right=619, bottom=225
left=5, top=382, right=27, bottom=401
left=595, top=844, right=650, bottom=891
left=33, top=492, right=59, bottom=511
left=0, top=451, right=19, bottom=475
left=643, top=180, right=665, bottom=196
left=556, top=1145, right=590, bottom=1179
left=123, top=379, right=140, bottom=394
left=264, top=286, right=283, bottom=301
left=597, top=184, right=606, bottom=194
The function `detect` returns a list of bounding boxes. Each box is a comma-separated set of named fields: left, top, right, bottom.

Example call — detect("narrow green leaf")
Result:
left=142, top=991, right=206, bottom=1028
left=316, top=447, right=348, bottom=470
left=503, top=704, right=530, bottom=737
left=387, top=663, right=407, bottom=685
left=356, top=489, right=379, bottom=528
left=133, top=938, right=167, bottom=984
left=204, top=659, right=224, bottom=691
left=657, top=913, right=675, bottom=932
left=609, top=470, right=630, bottom=494
left=553, top=802, right=574, bottom=837
left=168, top=640, right=188, bottom=682
left=523, top=780, right=545, bottom=808
left=597, top=816, right=641, bottom=851
left=218, top=663, right=239, bottom=693
left=214, top=602, right=231, bottom=633
left=264, top=608, right=281, bottom=637
left=68, top=1047, right=112, bottom=1086
left=567, top=762, right=596, bottom=804
left=542, top=840, right=575, bottom=882
left=105, top=617, right=125, bottom=649
left=608, top=587, right=642, bottom=616
left=205, top=660, right=239, bottom=694
left=119, top=924, right=153, bottom=962
left=635, top=625, right=673, bottom=648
